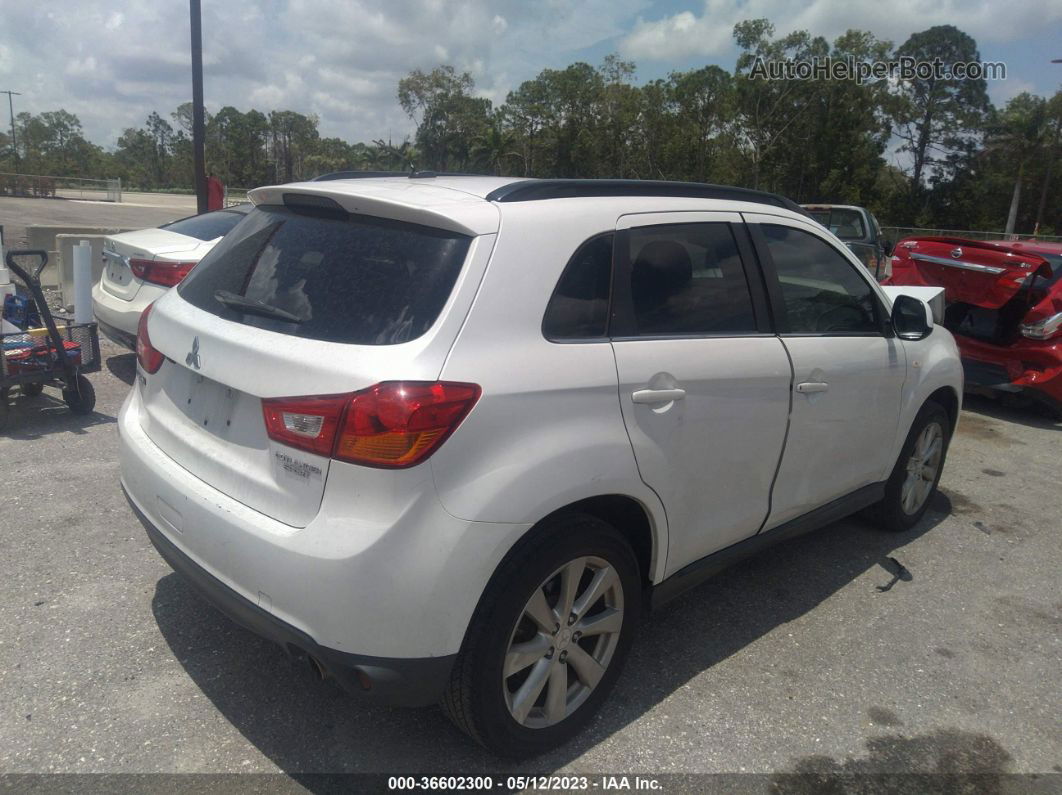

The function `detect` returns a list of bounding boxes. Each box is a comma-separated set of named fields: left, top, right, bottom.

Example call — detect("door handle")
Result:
left=795, top=381, right=829, bottom=394
left=632, top=387, right=686, bottom=404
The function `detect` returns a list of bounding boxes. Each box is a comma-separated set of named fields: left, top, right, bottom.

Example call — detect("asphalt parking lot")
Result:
left=0, top=194, right=195, bottom=250
left=0, top=193, right=1060, bottom=787
left=1, top=335, right=1059, bottom=789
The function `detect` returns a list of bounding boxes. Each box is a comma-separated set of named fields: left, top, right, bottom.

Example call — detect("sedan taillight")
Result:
left=1020, top=311, right=1062, bottom=341
left=130, top=258, right=197, bottom=287
left=262, top=382, right=481, bottom=468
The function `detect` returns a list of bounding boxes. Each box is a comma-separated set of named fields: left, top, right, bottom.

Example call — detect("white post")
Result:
left=73, top=240, right=93, bottom=324
left=0, top=224, right=13, bottom=302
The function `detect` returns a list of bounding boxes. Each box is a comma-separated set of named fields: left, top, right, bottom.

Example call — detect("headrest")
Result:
left=632, top=240, right=692, bottom=300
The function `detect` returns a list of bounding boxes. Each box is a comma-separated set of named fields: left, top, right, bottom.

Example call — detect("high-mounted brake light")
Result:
left=136, top=304, right=164, bottom=374
left=262, top=381, right=481, bottom=468
left=130, top=258, right=197, bottom=287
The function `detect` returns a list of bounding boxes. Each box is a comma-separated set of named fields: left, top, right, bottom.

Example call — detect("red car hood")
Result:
left=893, top=237, right=1052, bottom=309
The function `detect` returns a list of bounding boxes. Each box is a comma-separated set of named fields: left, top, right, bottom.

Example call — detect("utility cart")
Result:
left=0, top=250, right=100, bottom=430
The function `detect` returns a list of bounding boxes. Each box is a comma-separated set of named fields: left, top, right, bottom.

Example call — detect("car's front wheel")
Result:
left=874, top=400, right=951, bottom=531
left=442, top=514, right=641, bottom=757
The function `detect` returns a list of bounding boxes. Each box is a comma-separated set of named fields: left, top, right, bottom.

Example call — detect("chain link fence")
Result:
left=0, top=171, right=121, bottom=201
left=881, top=226, right=1062, bottom=246
left=224, top=187, right=250, bottom=207
left=0, top=172, right=122, bottom=202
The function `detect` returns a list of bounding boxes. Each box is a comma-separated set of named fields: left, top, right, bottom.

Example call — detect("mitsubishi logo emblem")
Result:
left=186, top=336, right=201, bottom=370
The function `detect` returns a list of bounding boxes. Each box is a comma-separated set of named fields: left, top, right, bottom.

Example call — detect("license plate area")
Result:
left=105, top=254, right=131, bottom=286
left=177, top=371, right=238, bottom=437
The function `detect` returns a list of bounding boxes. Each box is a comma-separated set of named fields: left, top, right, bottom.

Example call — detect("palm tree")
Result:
left=470, top=121, right=518, bottom=175
left=371, top=138, right=417, bottom=171
left=983, top=94, right=1047, bottom=237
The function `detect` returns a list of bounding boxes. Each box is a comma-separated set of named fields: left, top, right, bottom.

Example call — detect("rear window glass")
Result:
left=806, top=208, right=866, bottom=241
left=177, top=205, right=471, bottom=345
left=160, top=206, right=250, bottom=241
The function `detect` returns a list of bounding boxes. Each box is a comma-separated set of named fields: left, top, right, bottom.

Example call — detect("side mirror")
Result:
left=882, top=239, right=894, bottom=257
left=891, top=294, right=932, bottom=340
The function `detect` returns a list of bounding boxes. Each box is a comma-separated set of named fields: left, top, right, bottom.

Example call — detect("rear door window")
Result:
left=177, top=205, right=471, bottom=345
left=626, top=223, right=758, bottom=336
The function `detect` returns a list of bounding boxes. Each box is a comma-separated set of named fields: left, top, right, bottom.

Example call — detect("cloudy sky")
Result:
left=0, top=0, right=1059, bottom=150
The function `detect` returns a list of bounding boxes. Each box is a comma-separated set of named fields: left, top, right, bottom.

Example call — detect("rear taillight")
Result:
left=130, top=258, right=197, bottom=287
left=136, top=304, right=164, bottom=374
left=262, top=381, right=481, bottom=468
left=1020, top=311, right=1062, bottom=341
left=262, top=394, right=349, bottom=457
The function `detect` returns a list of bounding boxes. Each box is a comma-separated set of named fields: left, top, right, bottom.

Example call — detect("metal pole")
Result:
left=190, top=0, right=207, bottom=213
left=1, top=90, right=20, bottom=174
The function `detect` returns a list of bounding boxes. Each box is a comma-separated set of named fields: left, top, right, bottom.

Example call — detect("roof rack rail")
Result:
left=483, top=179, right=807, bottom=215
left=312, top=170, right=491, bottom=182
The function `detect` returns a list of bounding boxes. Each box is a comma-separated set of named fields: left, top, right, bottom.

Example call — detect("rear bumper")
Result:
left=956, top=334, right=1062, bottom=409
left=96, top=317, right=137, bottom=350
left=129, top=488, right=455, bottom=706
left=91, top=281, right=164, bottom=349
left=119, top=383, right=530, bottom=689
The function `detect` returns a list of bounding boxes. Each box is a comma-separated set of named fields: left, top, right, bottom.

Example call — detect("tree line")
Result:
left=0, top=20, right=1059, bottom=234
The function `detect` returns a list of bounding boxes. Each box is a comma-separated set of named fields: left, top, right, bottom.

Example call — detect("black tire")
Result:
left=62, top=374, right=96, bottom=415
left=20, top=382, right=44, bottom=397
left=873, top=400, right=951, bottom=532
left=0, top=389, right=8, bottom=431
left=442, top=513, right=642, bottom=757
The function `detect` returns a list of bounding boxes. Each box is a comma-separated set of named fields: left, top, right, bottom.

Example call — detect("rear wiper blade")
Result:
left=214, top=290, right=303, bottom=324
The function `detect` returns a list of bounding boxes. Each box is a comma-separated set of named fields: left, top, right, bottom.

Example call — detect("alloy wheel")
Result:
left=901, top=421, right=944, bottom=515
left=502, top=556, right=624, bottom=728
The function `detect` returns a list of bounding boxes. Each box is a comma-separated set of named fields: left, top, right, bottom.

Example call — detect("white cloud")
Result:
left=0, top=0, right=1052, bottom=163
left=0, top=0, right=647, bottom=150
left=989, top=77, right=1036, bottom=106
left=620, top=0, right=1062, bottom=60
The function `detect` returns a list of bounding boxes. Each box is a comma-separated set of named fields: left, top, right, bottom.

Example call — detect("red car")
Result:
left=887, top=237, right=1062, bottom=416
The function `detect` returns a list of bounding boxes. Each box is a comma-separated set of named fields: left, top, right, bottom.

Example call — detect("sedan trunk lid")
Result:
left=101, top=230, right=205, bottom=302
left=899, top=237, right=1051, bottom=309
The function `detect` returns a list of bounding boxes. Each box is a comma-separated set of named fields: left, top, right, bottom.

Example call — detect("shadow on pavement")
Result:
left=961, top=392, right=1061, bottom=432
left=770, top=727, right=1015, bottom=794
left=150, top=493, right=953, bottom=780
left=107, top=352, right=137, bottom=386
left=0, top=387, right=115, bottom=440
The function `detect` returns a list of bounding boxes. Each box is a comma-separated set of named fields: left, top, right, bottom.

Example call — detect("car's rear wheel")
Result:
left=874, top=400, right=951, bottom=531
left=442, top=514, right=641, bottom=757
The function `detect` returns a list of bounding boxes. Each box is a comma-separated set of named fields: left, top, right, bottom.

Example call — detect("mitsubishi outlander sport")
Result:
left=120, top=175, right=963, bottom=757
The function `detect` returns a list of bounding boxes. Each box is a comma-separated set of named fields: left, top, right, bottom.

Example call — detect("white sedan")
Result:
left=92, top=205, right=250, bottom=349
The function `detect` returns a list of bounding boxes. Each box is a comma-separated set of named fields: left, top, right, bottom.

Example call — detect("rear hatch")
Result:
left=900, top=237, right=1050, bottom=308
left=137, top=199, right=478, bottom=527
left=101, top=229, right=204, bottom=301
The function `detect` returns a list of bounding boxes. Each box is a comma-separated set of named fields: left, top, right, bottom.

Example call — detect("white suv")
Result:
left=119, top=175, right=962, bottom=756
